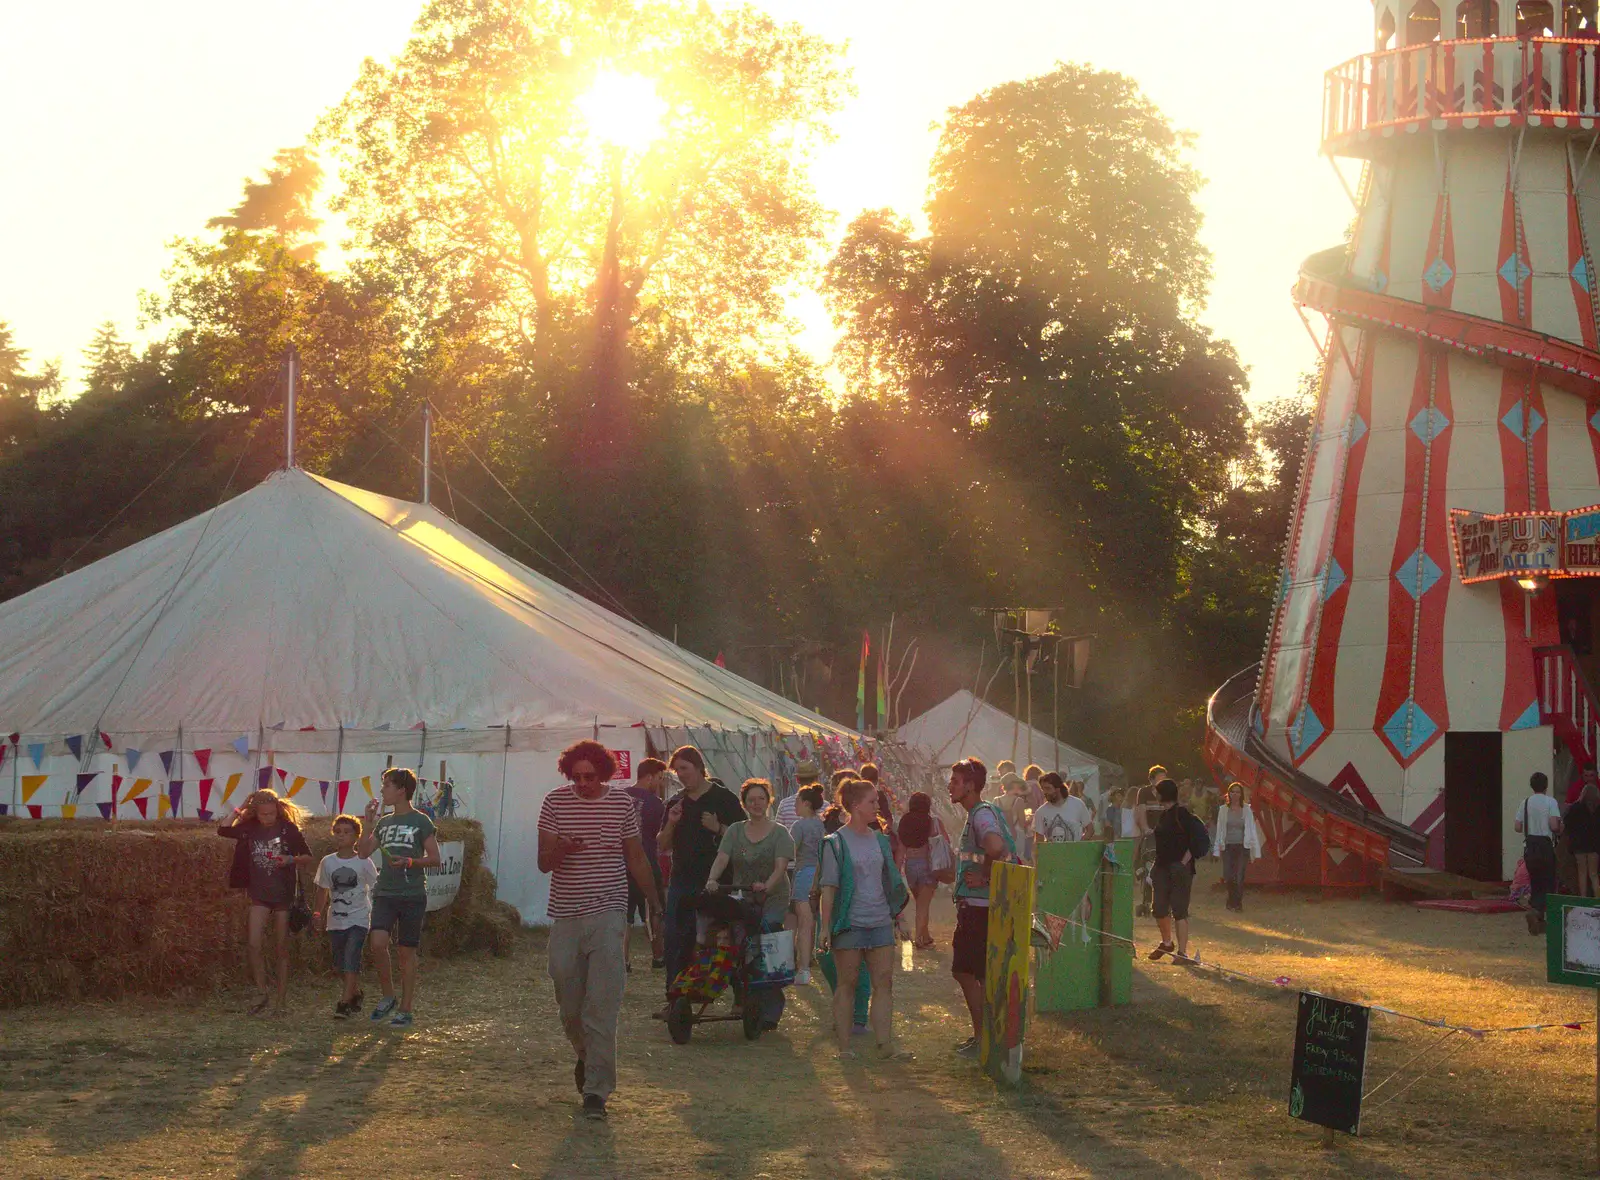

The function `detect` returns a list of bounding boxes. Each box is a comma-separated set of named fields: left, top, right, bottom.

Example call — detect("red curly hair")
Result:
left=558, top=740, right=616, bottom=783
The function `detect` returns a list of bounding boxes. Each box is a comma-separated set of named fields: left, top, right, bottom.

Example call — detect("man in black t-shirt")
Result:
left=1147, top=777, right=1198, bottom=965
left=656, top=745, right=746, bottom=1003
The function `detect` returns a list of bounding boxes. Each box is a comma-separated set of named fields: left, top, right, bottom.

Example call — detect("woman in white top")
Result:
left=1210, top=782, right=1262, bottom=912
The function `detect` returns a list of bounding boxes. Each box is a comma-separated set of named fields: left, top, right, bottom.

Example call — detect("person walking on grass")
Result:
left=219, top=788, right=314, bottom=1017
left=1032, top=772, right=1090, bottom=847
left=776, top=759, right=820, bottom=828
left=623, top=757, right=668, bottom=972
left=1515, top=771, right=1564, bottom=934
left=895, top=791, right=947, bottom=949
left=787, top=783, right=826, bottom=983
left=818, top=777, right=913, bottom=1062
left=1211, top=782, right=1261, bottom=912
left=948, top=757, right=1018, bottom=1059
left=358, top=768, right=441, bottom=1029
left=312, top=813, right=379, bottom=1019
left=538, top=740, right=662, bottom=1121
left=1147, top=778, right=1202, bottom=964
left=656, top=745, right=746, bottom=1007
left=1569, top=781, right=1600, bottom=898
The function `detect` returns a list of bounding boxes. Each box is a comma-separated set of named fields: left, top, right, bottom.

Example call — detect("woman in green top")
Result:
left=705, top=778, right=794, bottom=1031
left=705, top=779, right=794, bottom=925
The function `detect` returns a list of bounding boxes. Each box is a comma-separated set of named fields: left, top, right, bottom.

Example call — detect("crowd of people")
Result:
left=217, top=742, right=1267, bottom=1122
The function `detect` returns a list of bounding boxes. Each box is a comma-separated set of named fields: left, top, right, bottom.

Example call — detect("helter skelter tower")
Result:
left=1205, top=0, right=1600, bottom=887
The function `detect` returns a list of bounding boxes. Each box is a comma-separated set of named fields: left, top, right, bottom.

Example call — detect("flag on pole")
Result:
left=198, top=778, right=214, bottom=811
left=856, top=630, right=870, bottom=733
left=876, top=642, right=889, bottom=733
left=168, top=780, right=184, bottom=814
left=361, top=776, right=373, bottom=797
left=159, top=751, right=174, bottom=776
left=194, top=748, right=211, bottom=776
left=338, top=780, right=351, bottom=812
left=220, top=772, right=242, bottom=806
left=287, top=775, right=307, bottom=798
left=232, top=735, right=250, bottom=759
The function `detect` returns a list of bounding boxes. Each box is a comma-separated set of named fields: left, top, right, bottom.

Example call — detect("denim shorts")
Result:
left=370, top=894, right=427, bottom=948
left=328, top=926, right=367, bottom=973
left=792, top=865, right=816, bottom=904
left=832, top=924, right=894, bottom=950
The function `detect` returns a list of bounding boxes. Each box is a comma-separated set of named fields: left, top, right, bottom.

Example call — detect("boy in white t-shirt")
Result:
left=1514, top=771, right=1565, bottom=935
left=313, top=814, right=380, bottom=1018
left=1032, top=772, right=1092, bottom=851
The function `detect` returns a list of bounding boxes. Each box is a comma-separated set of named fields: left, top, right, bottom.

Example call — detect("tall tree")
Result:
left=319, top=0, right=847, bottom=367
left=207, top=146, right=325, bottom=261
left=0, top=323, right=60, bottom=457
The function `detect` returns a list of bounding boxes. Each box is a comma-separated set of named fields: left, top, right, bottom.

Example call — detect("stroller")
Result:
left=666, top=889, right=794, bottom=1043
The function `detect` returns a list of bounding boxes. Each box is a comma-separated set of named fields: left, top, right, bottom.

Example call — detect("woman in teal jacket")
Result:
left=818, top=778, right=912, bottom=1060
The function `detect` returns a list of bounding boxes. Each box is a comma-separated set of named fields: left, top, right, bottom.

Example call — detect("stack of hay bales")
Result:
left=0, top=816, right=521, bottom=1007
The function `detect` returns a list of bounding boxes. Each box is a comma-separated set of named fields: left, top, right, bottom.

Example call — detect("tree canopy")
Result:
left=0, top=23, right=1303, bottom=772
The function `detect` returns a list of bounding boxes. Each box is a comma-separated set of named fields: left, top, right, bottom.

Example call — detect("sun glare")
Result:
left=577, top=70, right=666, bottom=153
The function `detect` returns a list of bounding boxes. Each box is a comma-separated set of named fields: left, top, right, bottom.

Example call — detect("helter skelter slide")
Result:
left=1204, top=1, right=1600, bottom=891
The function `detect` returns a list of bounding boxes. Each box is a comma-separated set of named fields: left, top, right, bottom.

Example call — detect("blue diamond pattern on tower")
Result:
left=1590, top=407, right=1600, bottom=435
left=1382, top=700, right=1439, bottom=759
left=1395, top=549, right=1443, bottom=599
left=1410, top=406, right=1450, bottom=444
left=1291, top=705, right=1326, bottom=759
left=1575, top=257, right=1591, bottom=290
left=1423, top=257, right=1454, bottom=292
left=1500, top=402, right=1542, bottom=440
left=1499, top=253, right=1532, bottom=289
left=1321, top=557, right=1347, bottom=601
left=1510, top=700, right=1541, bottom=731
left=1349, top=413, right=1368, bottom=446
left=1369, top=269, right=1388, bottom=293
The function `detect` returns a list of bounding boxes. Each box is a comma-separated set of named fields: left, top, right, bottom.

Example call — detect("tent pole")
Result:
left=493, top=723, right=511, bottom=879
left=284, top=347, right=296, bottom=470
left=333, top=724, right=344, bottom=812
left=1053, top=642, right=1061, bottom=773
left=422, top=402, right=431, bottom=506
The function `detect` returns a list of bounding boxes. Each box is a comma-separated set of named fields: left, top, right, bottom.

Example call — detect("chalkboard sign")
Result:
left=1289, top=992, right=1370, bottom=1135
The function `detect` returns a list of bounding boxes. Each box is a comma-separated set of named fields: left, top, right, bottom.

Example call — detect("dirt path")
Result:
left=2, top=865, right=1593, bottom=1178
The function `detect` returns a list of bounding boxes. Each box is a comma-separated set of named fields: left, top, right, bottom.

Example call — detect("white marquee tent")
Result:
left=0, top=468, right=866, bottom=922
left=896, top=690, right=1124, bottom=803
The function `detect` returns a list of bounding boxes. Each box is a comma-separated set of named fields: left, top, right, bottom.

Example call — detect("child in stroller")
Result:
left=665, top=889, right=792, bottom=1042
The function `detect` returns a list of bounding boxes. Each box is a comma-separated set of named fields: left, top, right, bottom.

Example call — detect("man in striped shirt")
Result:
left=538, top=739, right=663, bottom=1121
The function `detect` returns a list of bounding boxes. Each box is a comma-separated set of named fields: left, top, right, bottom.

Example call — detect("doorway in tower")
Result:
left=1556, top=579, right=1600, bottom=689
left=1443, top=732, right=1503, bottom=880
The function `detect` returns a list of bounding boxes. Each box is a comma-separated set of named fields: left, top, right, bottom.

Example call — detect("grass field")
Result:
left=1, top=861, right=1594, bottom=1178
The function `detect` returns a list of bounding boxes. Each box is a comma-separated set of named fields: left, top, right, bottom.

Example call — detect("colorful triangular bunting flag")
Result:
left=276, top=766, right=288, bottom=783
left=26, top=805, right=41, bottom=819
left=319, top=780, right=330, bottom=806
left=221, top=772, right=242, bottom=806
left=133, top=797, right=148, bottom=818
left=338, top=780, right=350, bottom=812
left=99, top=731, right=113, bottom=749
left=256, top=767, right=272, bottom=792
left=122, top=777, right=150, bottom=804
left=66, top=734, right=83, bottom=761
left=159, top=750, right=174, bottom=776
left=194, top=748, right=211, bottom=776
left=97, top=801, right=113, bottom=819
left=27, top=743, right=45, bottom=768
left=20, top=774, right=48, bottom=803
left=125, top=749, right=141, bottom=772
left=232, top=735, right=250, bottom=759
left=74, top=772, right=96, bottom=796
left=198, top=778, right=213, bottom=811
left=287, top=775, right=306, bottom=798
left=0, top=803, right=7, bottom=815
left=61, top=803, right=76, bottom=820
left=156, top=795, right=170, bottom=818
left=168, top=780, right=183, bottom=814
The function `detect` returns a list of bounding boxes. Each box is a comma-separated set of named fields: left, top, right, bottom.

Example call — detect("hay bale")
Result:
left=0, top=816, right=504, bottom=1007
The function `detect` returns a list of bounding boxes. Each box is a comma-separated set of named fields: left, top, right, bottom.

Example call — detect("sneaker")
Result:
left=954, top=1037, right=979, bottom=1060
left=574, top=1058, right=586, bottom=1095
left=1147, top=942, right=1174, bottom=961
left=794, top=968, right=812, bottom=986
left=582, top=1094, right=607, bottom=1121
left=651, top=957, right=665, bottom=970
left=370, top=996, right=398, bottom=1023
left=389, top=1011, right=415, bottom=1028
left=333, top=1001, right=352, bottom=1020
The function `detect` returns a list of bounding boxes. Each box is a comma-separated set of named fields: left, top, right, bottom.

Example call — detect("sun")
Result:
left=576, top=70, right=666, bottom=154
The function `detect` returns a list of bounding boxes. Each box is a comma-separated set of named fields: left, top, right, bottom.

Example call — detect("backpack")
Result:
left=1185, top=809, right=1211, bottom=860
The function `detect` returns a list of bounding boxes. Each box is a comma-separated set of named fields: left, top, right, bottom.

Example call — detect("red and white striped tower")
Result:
left=1207, top=0, right=1600, bottom=886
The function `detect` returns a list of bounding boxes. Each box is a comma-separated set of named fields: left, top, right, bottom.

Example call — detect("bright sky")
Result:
left=1, top=1, right=1372, bottom=407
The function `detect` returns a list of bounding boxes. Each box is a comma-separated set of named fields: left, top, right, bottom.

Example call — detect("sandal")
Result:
left=1147, top=942, right=1174, bottom=961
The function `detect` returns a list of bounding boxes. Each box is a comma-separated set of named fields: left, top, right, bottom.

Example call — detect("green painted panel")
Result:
left=1034, top=839, right=1135, bottom=1011
left=1546, top=894, right=1600, bottom=987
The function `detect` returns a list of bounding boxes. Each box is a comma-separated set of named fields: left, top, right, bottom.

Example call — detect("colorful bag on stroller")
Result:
left=669, top=942, right=740, bottom=1002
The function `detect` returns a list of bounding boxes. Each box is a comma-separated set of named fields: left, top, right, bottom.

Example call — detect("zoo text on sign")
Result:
left=425, top=840, right=465, bottom=912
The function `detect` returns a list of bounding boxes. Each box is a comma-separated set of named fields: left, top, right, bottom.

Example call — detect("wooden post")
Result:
left=1098, top=844, right=1115, bottom=1007
left=1324, top=1126, right=1335, bottom=1150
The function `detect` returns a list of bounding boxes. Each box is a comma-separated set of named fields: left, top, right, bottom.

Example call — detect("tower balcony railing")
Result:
left=1325, top=36, right=1600, bottom=154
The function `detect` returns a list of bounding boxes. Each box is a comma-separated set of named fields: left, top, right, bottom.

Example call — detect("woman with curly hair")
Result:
left=219, top=787, right=313, bottom=1016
